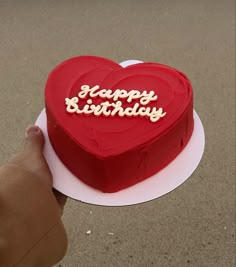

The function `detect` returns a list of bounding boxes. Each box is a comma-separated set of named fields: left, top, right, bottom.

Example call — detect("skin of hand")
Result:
left=0, top=126, right=68, bottom=267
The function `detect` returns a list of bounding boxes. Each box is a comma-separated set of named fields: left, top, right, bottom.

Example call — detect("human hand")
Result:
left=9, top=125, right=67, bottom=214
left=0, top=125, right=68, bottom=267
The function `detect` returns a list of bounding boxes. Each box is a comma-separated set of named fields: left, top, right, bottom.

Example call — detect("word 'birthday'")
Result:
left=65, top=85, right=166, bottom=122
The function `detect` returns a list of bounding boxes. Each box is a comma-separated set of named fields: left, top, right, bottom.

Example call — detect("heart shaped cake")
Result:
left=45, top=56, right=194, bottom=192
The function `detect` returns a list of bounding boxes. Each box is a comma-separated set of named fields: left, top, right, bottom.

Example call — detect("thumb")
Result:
left=24, top=125, right=45, bottom=155
left=11, top=125, right=53, bottom=189
left=7, top=125, right=52, bottom=188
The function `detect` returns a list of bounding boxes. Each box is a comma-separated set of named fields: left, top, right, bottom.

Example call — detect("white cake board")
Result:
left=35, top=60, right=205, bottom=206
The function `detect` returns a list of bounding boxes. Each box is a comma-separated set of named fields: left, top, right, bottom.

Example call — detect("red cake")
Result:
left=45, top=56, right=194, bottom=193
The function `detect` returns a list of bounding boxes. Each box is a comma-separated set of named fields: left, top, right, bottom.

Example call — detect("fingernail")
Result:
left=25, top=126, right=40, bottom=137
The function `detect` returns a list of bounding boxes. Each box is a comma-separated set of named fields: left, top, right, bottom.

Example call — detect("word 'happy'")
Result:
left=65, top=85, right=166, bottom=122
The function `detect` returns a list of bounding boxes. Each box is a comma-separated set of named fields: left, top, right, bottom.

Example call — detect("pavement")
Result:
left=0, top=1, right=235, bottom=266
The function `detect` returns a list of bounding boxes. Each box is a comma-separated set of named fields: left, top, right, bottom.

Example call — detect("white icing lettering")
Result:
left=78, top=85, right=157, bottom=105
left=65, top=97, right=79, bottom=113
left=65, top=85, right=166, bottom=123
left=111, top=101, right=124, bottom=116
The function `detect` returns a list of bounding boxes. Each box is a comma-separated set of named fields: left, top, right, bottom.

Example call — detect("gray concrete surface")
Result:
left=0, top=1, right=235, bottom=266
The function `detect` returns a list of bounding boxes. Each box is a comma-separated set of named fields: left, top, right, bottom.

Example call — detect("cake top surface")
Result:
left=45, top=55, right=192, bottom=157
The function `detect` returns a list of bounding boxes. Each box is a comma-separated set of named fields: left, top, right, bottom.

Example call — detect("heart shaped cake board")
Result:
left=35, top=60, right=205, bottom=207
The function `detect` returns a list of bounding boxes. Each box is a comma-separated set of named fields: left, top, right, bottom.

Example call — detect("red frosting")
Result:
left=45, top=56, right=194, bottom=192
